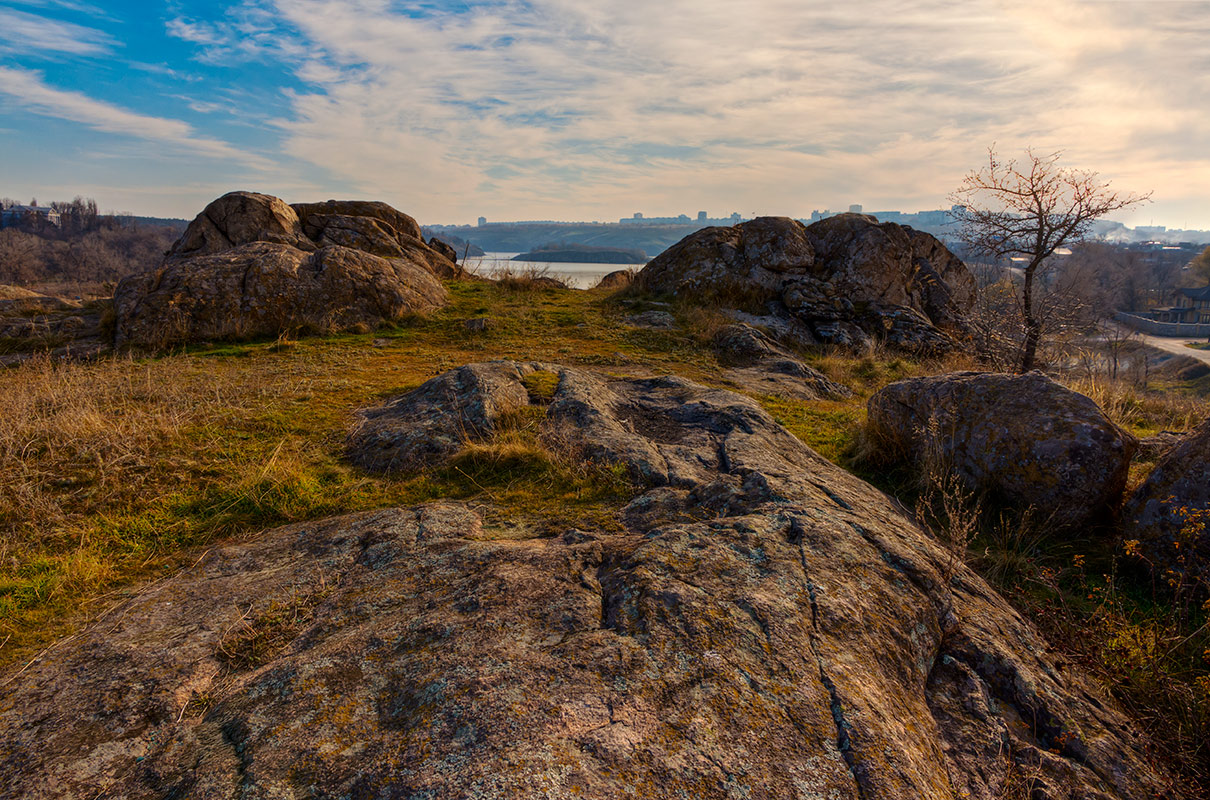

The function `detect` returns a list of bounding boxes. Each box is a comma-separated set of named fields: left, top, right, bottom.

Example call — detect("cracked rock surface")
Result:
left=0, top=363, right=1181, bottom=799
left=112, top=192, right=458, bottom=349
left=635, top=213, right=976, bottom=353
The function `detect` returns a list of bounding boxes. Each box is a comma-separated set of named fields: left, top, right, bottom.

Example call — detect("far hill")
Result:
left=130, top=215, right=189, bottom=232
left=513, top=242, right=647, bottom=264
left=432, top=221, right=705, bottom=254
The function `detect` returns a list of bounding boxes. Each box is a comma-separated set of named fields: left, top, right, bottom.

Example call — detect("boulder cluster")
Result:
left=112, top=192, right=462, bottom=348
left=635, top=213, right=976, bottom=353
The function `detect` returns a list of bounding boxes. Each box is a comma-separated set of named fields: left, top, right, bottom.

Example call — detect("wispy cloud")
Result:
left=265, top=0, right=1172, bottom=218
left=0, top=67, right=273, bottom=169
left=165, top=2, right=306, bottom=65
left=3, top=0, right=113, bottom=17
left=0, top=8, right=115, bottom=56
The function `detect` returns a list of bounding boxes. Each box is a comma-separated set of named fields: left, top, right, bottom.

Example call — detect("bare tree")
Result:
left=951, top=148, right=1150, bottom=372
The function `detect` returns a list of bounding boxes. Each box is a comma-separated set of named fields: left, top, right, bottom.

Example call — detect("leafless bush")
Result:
left=488, top=264, right=569, bottom=292
left=910, top=416, right=981, bottom=581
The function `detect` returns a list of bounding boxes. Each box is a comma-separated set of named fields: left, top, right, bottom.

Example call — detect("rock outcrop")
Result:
left=713, top=323, right=851, bottom=401
left=635, top=214, right=976, bottom=352
left=112, top=192, right=459, bottom=348
left=348, top=362, right=533, bottom=473
left=427, top=236, right=459, bottom=264
left=623, top=310, right=675, bottom=329
left=1, top=362, right=1182, bottom=798
left=867, top=371, right=1137, bottom=527
left=594, top=269, right=635, bottom=290
left=0, top=295, right=111, bottom=366
left=1122, top=418, right=1210, bottom=587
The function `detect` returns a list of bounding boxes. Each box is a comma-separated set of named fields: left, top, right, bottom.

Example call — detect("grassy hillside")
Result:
left=1, top=276, right=1207, bottom=784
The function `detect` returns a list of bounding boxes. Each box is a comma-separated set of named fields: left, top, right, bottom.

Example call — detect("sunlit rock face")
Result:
left=636, top=213, right=976, bottom=353
left=0, top=362, right=1181, bottom=799
left=112, top=191, right=460, bottom=349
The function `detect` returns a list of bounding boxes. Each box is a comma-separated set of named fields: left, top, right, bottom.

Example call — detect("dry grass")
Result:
left=1060, top=371, right=1208, bottom=437
left=487, top=263, right=569, bottom=292
left=0, top=278, right=710, bottom=666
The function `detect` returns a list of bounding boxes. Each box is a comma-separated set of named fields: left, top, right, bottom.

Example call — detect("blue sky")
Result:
left=1, top=0, right=1208, bottom=228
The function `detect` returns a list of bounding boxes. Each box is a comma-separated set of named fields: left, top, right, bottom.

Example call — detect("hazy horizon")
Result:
left=2, top=1, right=1209, bottom=229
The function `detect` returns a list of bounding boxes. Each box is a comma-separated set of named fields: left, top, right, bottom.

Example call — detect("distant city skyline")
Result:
left=452, top=206, right=1210, bottom=242
left=2, top=2, right=1209, bottom=228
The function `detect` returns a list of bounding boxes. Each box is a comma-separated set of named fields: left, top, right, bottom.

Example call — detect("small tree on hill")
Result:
left=951, top=148, right=1150, bottom=372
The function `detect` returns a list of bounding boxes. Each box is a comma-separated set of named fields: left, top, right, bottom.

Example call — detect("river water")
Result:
left=461, top=252, right=648, bottom=290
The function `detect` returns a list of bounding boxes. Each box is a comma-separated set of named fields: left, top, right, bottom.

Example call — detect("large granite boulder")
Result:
left=0, top=363, right=1181, bottom=798
left=867, top=371, right=1137, bottom=527
left=635, top=214, right=976, bottom=352
left=1122, top=418, right=1210, bottom=587
left=113, top=192, right=460, bottom=348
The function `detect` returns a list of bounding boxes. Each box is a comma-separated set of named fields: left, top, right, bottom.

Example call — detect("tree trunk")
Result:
left=1019, top=263, right=1041, bottom=373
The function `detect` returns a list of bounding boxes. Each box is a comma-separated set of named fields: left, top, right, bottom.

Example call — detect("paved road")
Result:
left=1136, top=333, right=1210, bottom=364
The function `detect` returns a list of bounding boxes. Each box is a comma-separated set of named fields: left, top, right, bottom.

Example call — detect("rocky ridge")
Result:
left=712, top=322, right=852, bottom=402
left=1, top=361, right=1182, bottom=799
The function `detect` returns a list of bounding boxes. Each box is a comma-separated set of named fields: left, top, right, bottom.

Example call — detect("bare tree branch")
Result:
left=950, top=147, right=1150, bottom=372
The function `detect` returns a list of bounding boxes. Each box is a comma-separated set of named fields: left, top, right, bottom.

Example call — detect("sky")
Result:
left=1, top=0, right=1208, bottom=228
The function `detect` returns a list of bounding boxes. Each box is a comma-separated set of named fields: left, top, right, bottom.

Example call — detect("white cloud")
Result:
left=0, top=8, right=115, bottom=56
left=165, top=18, right=226, bottom=47
left=151, top=0, right=1210, bottom=225
left=0, top=67, right=273, bottom=169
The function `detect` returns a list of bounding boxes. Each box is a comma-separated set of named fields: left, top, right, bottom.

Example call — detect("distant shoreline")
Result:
left=511, top=248, right=647, bottom=264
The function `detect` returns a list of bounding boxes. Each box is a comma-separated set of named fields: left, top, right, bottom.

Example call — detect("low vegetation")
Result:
left=0, top=217, right=180, bottom=295
left=2, top=275, right=1209, bottom=788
